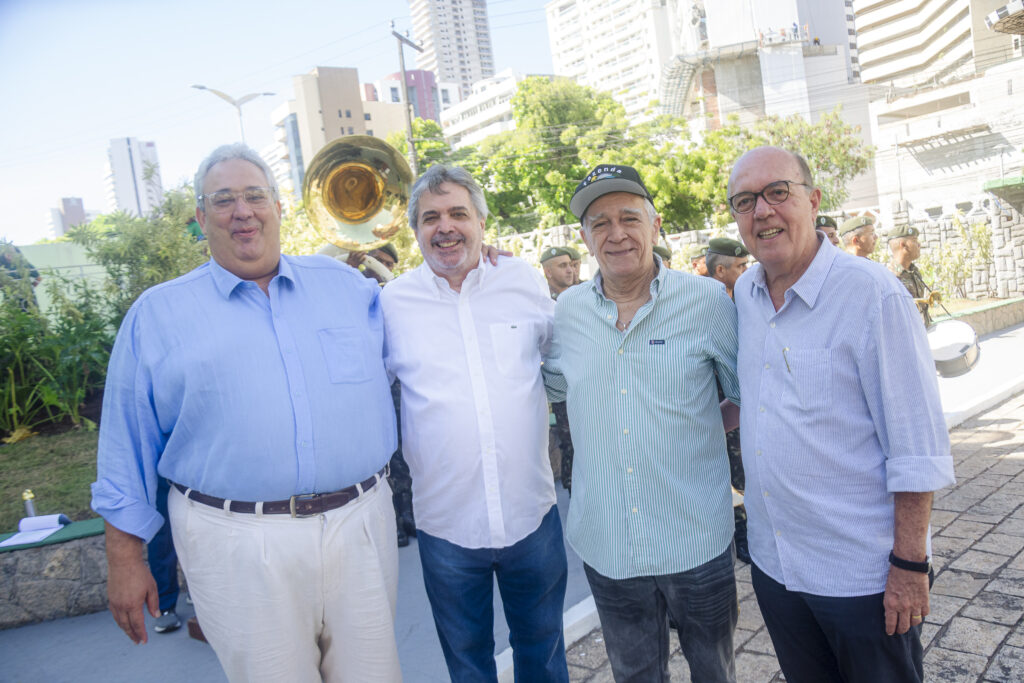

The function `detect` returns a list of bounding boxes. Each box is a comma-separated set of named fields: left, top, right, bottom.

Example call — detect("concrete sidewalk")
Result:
left=1, top=324, right=1021, bottom=682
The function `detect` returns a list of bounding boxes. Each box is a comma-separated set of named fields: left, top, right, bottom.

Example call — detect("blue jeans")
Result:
left=751, top=562, right=924, bottom=683
left=584, top=545, right=738, bottom=683
left=417, top=505, right=569, bottom=683
left=147, top=477, right=180, bottom=612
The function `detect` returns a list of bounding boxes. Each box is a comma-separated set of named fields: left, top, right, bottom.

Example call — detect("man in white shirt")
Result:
left=380, top=165, right=569, bottom=683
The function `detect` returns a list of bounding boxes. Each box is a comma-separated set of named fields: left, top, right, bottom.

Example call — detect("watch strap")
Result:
left=889, top=550, right=930, bottom=573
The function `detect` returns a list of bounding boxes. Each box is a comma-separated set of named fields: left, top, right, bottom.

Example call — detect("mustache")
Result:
left=431, top=234, right=465, bottom=247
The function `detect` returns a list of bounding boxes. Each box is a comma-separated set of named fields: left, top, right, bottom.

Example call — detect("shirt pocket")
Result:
left=319, top=327, right=373, bottom=384
left=489, top=322, right=538, bottom=379
left=780, top=348, right=832, bottom=411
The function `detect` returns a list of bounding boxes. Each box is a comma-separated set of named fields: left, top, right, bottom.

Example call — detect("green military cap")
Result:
left=815, top=215, right=837, bottom=229
left=887, top=224, right=919, bottom=241
left=652, top=245, right=672, bottom=261
left=539, top=246, right=573, bottom=264
left=687, top=243, right=708, bottom=261
left=706, top=237, right=749, bottom=258
left=840, top=216, right=875, bottom=236
left=563, top=245, right=582, bottom=261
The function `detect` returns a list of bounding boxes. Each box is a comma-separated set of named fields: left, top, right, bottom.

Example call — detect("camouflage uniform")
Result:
left=387, top=380, right=416, bottom=545
left=889, top=262, right=931, bottom=326
left=552, top=400, right=574, bottom=492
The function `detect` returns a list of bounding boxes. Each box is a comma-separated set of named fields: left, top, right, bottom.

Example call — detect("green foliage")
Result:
left=917, top=213, right=993, bottom=299
left=68, top=185, right=206, bottom=327
left=386, top=118, right=466, bottom=171
left=0, top=275, right=111, bottom=437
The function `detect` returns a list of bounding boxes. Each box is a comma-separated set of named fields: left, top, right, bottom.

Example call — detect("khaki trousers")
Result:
left=169, top=480, right=401, bottom=682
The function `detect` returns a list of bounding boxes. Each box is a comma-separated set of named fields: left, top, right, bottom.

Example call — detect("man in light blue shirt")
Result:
left=91, top=144, right=401, bottom=682
left=544, top=165, right=741, bottom=682
left=728, top=146, right=954, bottom=682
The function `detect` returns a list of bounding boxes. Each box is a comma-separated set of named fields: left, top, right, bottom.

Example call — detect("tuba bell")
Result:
left=303, top=135, right=413, bottom=282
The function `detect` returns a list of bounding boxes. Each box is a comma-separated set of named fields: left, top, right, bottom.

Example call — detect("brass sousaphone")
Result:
left=303, top=135, right=413, bottom=282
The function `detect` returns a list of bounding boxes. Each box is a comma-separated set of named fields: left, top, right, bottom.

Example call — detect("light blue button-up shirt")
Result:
left=544, top=260, right=740, bottom=579
left=735, top=236, right=954, bottom=596
left=91, top=255, right=396, bottom=542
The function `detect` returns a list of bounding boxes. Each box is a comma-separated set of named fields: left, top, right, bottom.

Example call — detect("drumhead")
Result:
left=927, top=320, right=977, bottom=362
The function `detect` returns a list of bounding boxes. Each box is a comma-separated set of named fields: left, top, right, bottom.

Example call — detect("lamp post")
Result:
left=191, top=85, right=275, bottom=145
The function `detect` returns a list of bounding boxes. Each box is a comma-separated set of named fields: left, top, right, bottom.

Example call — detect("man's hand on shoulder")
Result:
left=105, top=522, right=160, bottom=644
left=482, top=243, right=512, bottom=265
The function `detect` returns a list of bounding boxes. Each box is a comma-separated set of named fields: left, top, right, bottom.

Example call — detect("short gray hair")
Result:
left=194, top=143, right=278, bottom=210
left=704, top=251, right=727, bottom=277
left=581, top=197, right=658, bottom=235
left=407, top=165, right=488, bottom=231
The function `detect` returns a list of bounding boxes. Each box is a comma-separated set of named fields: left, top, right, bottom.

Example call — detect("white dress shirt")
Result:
left=381, top=256, right=557, bottom=550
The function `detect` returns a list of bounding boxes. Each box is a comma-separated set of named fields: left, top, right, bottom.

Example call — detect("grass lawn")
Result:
left=0, top=428, right=98, bottom=533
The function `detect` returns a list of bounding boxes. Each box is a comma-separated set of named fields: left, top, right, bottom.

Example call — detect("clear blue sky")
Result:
left=0, top=0, right=552, bottom=244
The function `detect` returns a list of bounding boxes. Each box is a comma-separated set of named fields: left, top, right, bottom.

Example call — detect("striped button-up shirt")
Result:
left=735, top=236, right=955, bottom=596
left=544, top=260, right=740, bottom=579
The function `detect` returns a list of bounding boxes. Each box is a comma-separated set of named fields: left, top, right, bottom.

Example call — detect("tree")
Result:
left=386, top=118, right=474, bottom=171
left=68, top=185, right=206, bottom=326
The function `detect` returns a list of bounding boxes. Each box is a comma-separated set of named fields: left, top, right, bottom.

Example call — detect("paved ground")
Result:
left=565, top=389, right=1024, bottom=682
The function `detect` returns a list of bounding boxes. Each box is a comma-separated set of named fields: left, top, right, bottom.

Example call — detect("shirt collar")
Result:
left=590, top=257, right=665, bottom=304
left=422, top=254, right=487, bottom=298
left=208, top=253, right=289, bottom=299
left=746, top=234, right=834, bottom=309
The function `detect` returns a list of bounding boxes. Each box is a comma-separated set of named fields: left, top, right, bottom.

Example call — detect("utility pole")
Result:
left=392, top=24, right=424, bottom=176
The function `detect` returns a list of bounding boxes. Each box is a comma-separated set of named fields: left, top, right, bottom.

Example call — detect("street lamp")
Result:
left=191, top=85, right=275, bottom=145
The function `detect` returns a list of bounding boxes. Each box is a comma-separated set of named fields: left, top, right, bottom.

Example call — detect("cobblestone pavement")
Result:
left=566, top=391, right=1024, bottom=682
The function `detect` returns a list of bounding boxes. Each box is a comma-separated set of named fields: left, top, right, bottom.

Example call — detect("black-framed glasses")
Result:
left=728, top=180, right=811, bottom=214
left=199, top=187, right=275, bottom=213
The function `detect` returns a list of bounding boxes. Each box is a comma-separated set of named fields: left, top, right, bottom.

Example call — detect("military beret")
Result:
left=539, top=246, right=573, bottom=264
left=563, top=245, right=582, bottom=261
left=815, top=215, right=837, bottom=229
left=687, top=243, right=708, bottom=261
left=887, top=224, right=919, bottom=241
left=840, top=216, right=875, bottom=236
left=706, top=237, right=749, bottom=258
left=652, top=245, right=672, bottom=261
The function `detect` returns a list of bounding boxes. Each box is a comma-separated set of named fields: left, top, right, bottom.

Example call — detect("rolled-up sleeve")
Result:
left=861, top=291, right=955, bottom=493
left=90, top=304, right=166, bottom=542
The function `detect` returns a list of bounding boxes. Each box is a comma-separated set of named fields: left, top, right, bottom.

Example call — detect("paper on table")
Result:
left=0, top=514, right=72, bottom=548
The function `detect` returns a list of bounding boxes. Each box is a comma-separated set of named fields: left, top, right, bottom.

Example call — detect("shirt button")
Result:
left=623, top=428, right=629, bottom=435
left=764, top=491, right=769, bottom=497
left=756, top=449, right=762, bottom=456
left=770, top=322, right=776, bottom=328
left=618, top=348, right=624, bottom=355
left=607, top=314, right=613, bottom=319
left=776, top=530, right=782, bottom=537
left=627, top=467, right=633, bottom=474
left=759, top=406, right=765, bottom=413
left=632, top=507, right=638, bottom=513
left=764, top=363, right=770, bottom=369
left=620, top=389, right=627, bottom=395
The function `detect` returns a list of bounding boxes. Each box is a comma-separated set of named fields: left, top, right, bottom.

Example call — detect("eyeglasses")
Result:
left=199, top=187, right=274, bottom=213
left=728, top=180, right=812, bottom=214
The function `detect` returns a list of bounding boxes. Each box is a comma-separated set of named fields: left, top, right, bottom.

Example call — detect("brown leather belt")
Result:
left=172, top=466, right=388, bottom=517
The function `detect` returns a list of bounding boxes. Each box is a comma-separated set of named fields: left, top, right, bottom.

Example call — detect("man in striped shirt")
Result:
left=544, top=164, right=741, bottom=682
left=728, top=146, right=954, bottom=682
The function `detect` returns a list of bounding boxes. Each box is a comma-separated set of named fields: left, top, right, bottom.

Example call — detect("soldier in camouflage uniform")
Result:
left=541, top=246, right=578, bottom=491
left=705, top=237, right=751, bottom=563
left=887, top=224, right=934, bottom=326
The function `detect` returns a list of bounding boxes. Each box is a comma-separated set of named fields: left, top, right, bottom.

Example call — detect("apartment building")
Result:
left=410, top=0, right=495, bottom=99
left=105, top=137, right=163, bottom=216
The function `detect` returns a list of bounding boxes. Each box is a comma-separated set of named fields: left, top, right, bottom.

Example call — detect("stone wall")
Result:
left=892, top=199, right=1024, bottom=300
left=935, top=297, right=1024, bottom=338
left=0, top=535, right=108, bottom=630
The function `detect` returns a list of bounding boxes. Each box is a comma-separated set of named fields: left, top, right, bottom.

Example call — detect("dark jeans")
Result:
left=584, top=546, right=738, bottom=683
left=147, top=476, right=180, bottom=612
left=751, top=562, right=924, bottom=683
left=417, top=505, right=569, bottom=683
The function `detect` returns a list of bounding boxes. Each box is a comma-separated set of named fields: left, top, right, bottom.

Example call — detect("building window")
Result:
left=348, top=127, right=355, bottom=135
left=367, top=129, right=373, bottom=136
left=365, top=113, right=371, bottom=120
left=345, top=109, right=352, bottom=118
left=391, top=87, right=400, bottom=101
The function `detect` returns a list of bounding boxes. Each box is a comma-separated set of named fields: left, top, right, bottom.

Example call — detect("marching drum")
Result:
left=926, top=320, right=980, bottom=378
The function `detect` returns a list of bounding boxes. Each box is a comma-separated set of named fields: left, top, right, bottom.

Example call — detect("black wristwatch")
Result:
left=889, top=550, right=931, bottom=574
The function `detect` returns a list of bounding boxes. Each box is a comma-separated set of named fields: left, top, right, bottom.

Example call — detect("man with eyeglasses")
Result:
left=727, top=146, right=954, bottom=682
left=92, top=143, right=403, bottom=681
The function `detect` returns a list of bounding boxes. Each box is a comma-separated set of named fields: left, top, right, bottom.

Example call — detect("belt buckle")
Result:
left=289, top=493, right=319, bottom=518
